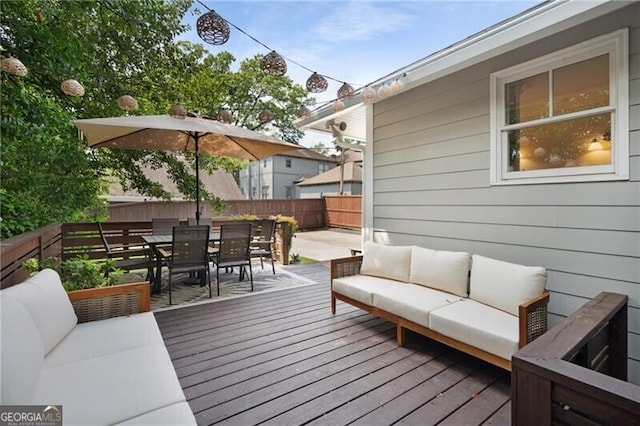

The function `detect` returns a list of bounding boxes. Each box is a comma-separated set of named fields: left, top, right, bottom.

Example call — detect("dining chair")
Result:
left=250, top=219, right=276, bottom=274
left=188, top=217, right=212, bottom=226
left=212, top=223, right=253, bottom=296
left=157, top=225, right=212, bottom=305
left=152, top=218, right=180, bottom=235
left=97, top=222, right=152, bottom=282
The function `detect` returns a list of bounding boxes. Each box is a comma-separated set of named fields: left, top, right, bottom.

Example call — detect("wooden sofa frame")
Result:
left=331, top=255, right=550, bottom=371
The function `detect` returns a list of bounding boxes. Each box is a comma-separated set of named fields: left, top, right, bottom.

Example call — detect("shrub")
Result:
left=22, top=256, right=122, bottom=291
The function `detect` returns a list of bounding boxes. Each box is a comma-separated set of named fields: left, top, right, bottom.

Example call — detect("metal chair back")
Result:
left=169, top=225, right=210, bottom=269
left=217, top=223, right=252, bottom=264
left=152, top=218, right=179, bottom=235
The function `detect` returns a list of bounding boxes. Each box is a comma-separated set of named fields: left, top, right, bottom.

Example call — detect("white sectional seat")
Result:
left=0, top=269, right=196, bottom=425
left=330, top=242, right=550, bottom=370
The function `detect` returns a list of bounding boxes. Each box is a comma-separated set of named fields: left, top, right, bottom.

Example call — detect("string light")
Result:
left=194, top=0, right=408, bottom=115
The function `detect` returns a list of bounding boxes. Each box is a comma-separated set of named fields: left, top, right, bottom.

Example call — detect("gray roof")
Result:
left=279, top=147, right=339, bottom=163
left=107, top=164, right=244, bottom=200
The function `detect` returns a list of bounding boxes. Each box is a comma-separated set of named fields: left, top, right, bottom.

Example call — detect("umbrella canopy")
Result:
left=74, top=114, right=301, bottom=222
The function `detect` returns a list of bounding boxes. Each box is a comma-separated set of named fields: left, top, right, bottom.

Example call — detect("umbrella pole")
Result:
left=194, top=134, right=201, bottom=225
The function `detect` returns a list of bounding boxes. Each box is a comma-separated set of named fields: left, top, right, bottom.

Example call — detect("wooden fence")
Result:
left=324, top=195, right=362, bottom=230
left=512, top=292, right=639, bottom=425
left=106, top=196, right=362, bottom=231
left=107, top=199, right=327, bottom=230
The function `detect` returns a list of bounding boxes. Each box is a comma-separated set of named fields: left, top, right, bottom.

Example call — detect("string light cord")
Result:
left=195, top=1, right=364, bottom=86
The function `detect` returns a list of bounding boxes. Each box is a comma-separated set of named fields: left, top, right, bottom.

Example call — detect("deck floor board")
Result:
left=155, top=262, right=511, bottom=425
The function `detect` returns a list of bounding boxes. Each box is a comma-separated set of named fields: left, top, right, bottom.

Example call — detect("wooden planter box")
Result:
left=273, top=222, right=292, bottom=265
left=67, top=281, right=150, bottom=323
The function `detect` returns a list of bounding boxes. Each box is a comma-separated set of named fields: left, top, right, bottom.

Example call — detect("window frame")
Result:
left=489, top=29, right=629, bottom=185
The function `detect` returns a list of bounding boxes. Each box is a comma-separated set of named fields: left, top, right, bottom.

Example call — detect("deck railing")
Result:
left=1, top=220, right=294, bottom=288
left=512, top=292, right=640, bottom=425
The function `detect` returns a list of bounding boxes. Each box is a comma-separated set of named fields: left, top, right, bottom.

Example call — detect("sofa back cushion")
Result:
left=360, top=241, right=411, bottom=283
left=3, top=269, right=78, bottom=354
left=469, top=255, right=547, bottom=316
left=0, top=295, right=45, bottom=404
left=409, top=246, right=471, bottom=297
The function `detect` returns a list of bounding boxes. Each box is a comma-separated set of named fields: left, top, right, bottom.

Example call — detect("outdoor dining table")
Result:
left=143, top=232, right=220, bottom=294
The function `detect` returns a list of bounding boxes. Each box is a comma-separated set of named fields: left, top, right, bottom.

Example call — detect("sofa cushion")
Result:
left=333, top=275, right=405, bottom=306
left=374, top=284, right=464, bottom=328
left=3, top=269, right=78, bottom=354
left=469, top=255, right=547, bottom=316
left=32, top=343, right=186, bottom=425
left=44, top=312, right=164, bottom=368
left=0, top=295, right=45, bottom=404
left=360, top=241, right=412, bottom=282
left=409, top=246, right=471, bottom=297
left=429, top=299, right=519, bottom=360
left=117, top=402, right=196, bottom=425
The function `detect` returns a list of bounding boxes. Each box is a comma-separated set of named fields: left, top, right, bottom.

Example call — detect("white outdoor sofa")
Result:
left=331, top=242, right=550, bottom=370
left=0, top=269, right=196, bottom=425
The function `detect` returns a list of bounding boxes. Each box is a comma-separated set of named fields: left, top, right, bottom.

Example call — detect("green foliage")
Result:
left=230, top=214, right=259, bottom=221
left=1, top=0, right=310, bottom=238
left=22, top=255, right=122, bottom=291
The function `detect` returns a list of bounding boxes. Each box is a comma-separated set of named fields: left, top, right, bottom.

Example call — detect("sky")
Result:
left=178, top=0, right=542, bottom=148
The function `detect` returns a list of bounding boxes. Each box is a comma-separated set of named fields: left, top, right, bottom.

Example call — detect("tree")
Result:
left=1, top=0, right=312, bottom=238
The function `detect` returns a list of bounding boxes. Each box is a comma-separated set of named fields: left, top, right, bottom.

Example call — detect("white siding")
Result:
left=370, top=4, right=640, bottom=383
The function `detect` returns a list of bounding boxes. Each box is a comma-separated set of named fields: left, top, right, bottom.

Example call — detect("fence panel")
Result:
left=324, top=195, right=362, bottom=229
left=0, top=223, right=62, bottom=288
left=107, top=199, right=326, bottom=230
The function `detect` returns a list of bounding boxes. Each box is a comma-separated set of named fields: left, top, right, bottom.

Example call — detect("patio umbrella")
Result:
left=74, top=114, right=300, bottom=223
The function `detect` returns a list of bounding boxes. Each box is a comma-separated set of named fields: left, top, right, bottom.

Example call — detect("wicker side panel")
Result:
left=527, top=304, right=548, bottom=343
left=68, top=282, right=150, bottom=323
left=331, top=256, right=363, bottom=280
left=71, top=292, right=141, bottom=323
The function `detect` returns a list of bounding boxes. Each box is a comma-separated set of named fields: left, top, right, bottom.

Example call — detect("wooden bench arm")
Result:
left=67, top=282, right=151, bottom=323
left=331, top=255, right=363, bottom=281
left=518, top=290, right=550, bottom=348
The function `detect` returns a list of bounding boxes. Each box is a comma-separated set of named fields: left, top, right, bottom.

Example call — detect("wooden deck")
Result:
left=154, top=262, right=512, bottom=426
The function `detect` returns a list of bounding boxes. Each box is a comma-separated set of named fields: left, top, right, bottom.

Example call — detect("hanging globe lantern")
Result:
left=361, top=86, right=376, bottom=104
left=196, top=11, right=230, bottom=45
left=337, top=82, right=355, bottom=101
left=332, top=100, right=345, bottom=113
left=389, top=78, right=405, bottom=95
left=0, top=57, right=27, bottom=76
left=258, top=109, right=274, bottom=123
left=60, top=79, right=85, bottom=97
left=377, top=83, right=392, bottom=100
left=117, top=95, right=138, bottom=111
left=218, top=108, right=233, bottom=123
left=168, top=104, right=187, bottom=119
left=260, top=51, right=287, bottom=76
left=306, top=72, right=328, bottom=93
left=297, top=105, right=311, bottom=118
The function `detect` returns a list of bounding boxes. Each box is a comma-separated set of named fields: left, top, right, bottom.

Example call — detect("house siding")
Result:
left=298, top=182, right=362, bottom=198
left=370, top=4, right=640, bottom=383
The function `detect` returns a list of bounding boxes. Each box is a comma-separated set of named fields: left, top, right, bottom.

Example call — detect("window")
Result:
left=285, top=159, right=292, bottom=168
left=285, top=186, right=293, bottom=199
left=263, top=160, right=267, bottom=168
left=261, top=185, right=269, bottom=199
left=490, top=29, right=628, bottom=185
left=319, top=163, right=330, bottom=174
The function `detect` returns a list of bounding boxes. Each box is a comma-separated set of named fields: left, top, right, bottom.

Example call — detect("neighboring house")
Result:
left=297, top=1, right=639, bottom=383
left=296, top=151, right=363, bottom=198
left=107, top=164, right=244, bottom=202
left=238, top=147, right=338, bottom=199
